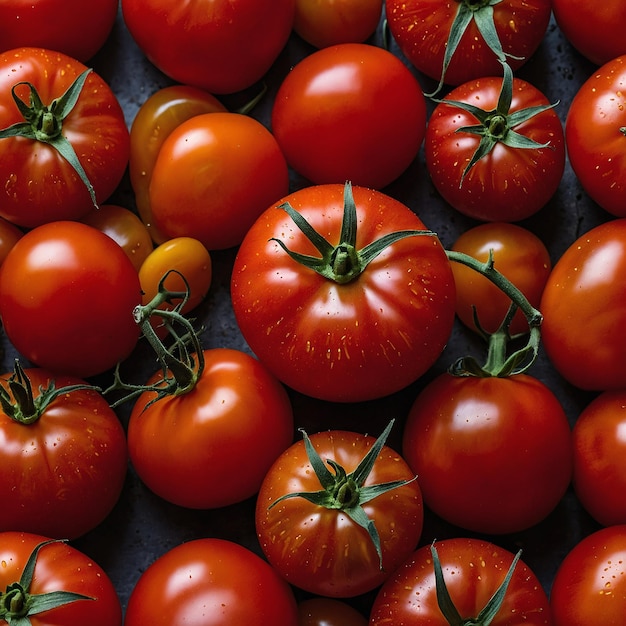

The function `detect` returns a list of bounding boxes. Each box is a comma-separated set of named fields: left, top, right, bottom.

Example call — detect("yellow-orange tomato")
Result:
left=129, top=85, right=227, bottom=243
left=0, top=217, right=23, bottom=267
left=139, top=237, right=212, bottom=316
left=80, top=204, right=153, bottom=272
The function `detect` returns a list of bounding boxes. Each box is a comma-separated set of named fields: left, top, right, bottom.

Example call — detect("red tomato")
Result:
left=293, top=0, right=383, bottom=48
left=572, top=390, right=626, bottom=526
left=124, top=538, right=299, bottom=626
left=0, top=365, right=127, bottom=540
left=297, top=597, right=367, bottom=626
left=0, top=0, right=119, bottom=62
left=0, top=216, right=22, bottom=266
left=80, top=204, right=154, bottom=272
left=385, top=0, right=551, bottom=87
left=121, top=0, right=296, bottom=94
left=127, top=348, right=293, bottom=509
left=552, top=0, right=626, bottom=66
left=0, top=47, right=129, bottom=228
left=255, top=425, right=423, bottom=597
left=565, top=55, right=626, bottom=217
left=128, top=84, right=227, bottom=244
left=149, top=112, right=289, bottom=250
left=0, top=221, right=142, bottom=379
left=370, top=538, right=552, bottom=625
left=540, top=218, right=626, bottom=391
left=551, top=525, right=626, bottom=625
left=450, top=222, right=551, bottom=335
left=0, top=531, right=122, bottom=626
left=402, top=372, right=572, bottom=534
left=424, top=66, right=565, bottom=222
left=230, top=183, right=456, bottom=402
left=271, top=43, right=427, bottom=189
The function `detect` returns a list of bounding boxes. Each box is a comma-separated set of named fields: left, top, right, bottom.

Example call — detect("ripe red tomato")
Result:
left=0, top=221, right=142, bottom=379
left=255, top=424, right=423, bottom=597
left=450, top=222, right=551, bottom=335
left=124, top=538, right=299, bottom=626
left=572, top=390, right=626, bottom=526
left=128, top=84, right=227, bottom=244
left=149, top=111, right=289, bottom=250
left=370, top=538, right=552, bottom=625
left=0, top=216, right=22, bottom=267
left=540, top=218, right=626, bottom=391
left=80, top=204, right=154, bottom=272
left=231, top=183, right=456, bottom=402
left=424, top=66, right=565, bottom=222
left=0, top=531, right=122, bottom=626
left=385, top=0, right=551, bottom=88
left=0, top=0, right=119, bottom=62
left=551, top=525, right=626, bottom=625
left=0, top=365, right=127, bottom=540
left=565, top=55, right=626, bottom=217
left=552, top=0, right=626, bottom=66
left=402, top=372, right=572, bottom=534
left=293, top=0, right=383, bottom=48
left=271, top=43, right=427, bottom=189
left=0, top=47, right=129, bottom=228
left=121, top=0, right=296, bottom=94
left=127, top=348, right=293, bottom=509
left=297, top=597, right=367, bottom=626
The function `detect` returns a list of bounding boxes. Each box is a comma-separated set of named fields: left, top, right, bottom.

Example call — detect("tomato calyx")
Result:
left=431, top=542, right=522, bottom=625
left=268, top=420, right=416, bottom=568
left=446, top=249, right=542, bottom=377
left=434, top=62, right=558, bottom=183
left=0, top=360, right=98, bottom=425
left=0, top=539, right=93, bottom=625
left=0, top=68, right=97, bottom=208
left=271, top=181, right=432, bottom=284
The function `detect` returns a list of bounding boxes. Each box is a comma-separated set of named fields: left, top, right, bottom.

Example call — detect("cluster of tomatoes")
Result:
left=0, top=0, right=625, bottom=625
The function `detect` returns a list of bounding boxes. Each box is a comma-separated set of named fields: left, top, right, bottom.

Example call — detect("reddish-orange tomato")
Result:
left=129, top=85, right=227, bottom=243
left=297, top=597, right=368, bottom=626
left=450, top=222, right=551, bottom=335
left=0, top=216, right=22, bottom=267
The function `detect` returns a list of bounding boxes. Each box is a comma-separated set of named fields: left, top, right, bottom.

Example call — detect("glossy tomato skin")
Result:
left=271, top=43, right=427, bottom=189
left=149, top=112, right=289, bottom=250
left=0, top=48, right=129, bottom=228
left=385, top=0, right=551, bottom=86
left=552, top=0, right=626, bottom=66
left=255, top=429, right=423, bottom=597
left=425, top=75, right=565, bottom=222
left=128, top=84, right=227, bottom=244
left=231, top=184, right=456, bottom=403
left=0, top=368, right=127, bottom=539
left=572, top=390, right=626, bottom=526
left=0, top=531, right=122, bottom=626
left=122, top=0, right=296, bottom=94
left=540, top=218, right=626, bottom=391
left=370, top=538, right=553, bottom=625
left=550, top=525, right=626, bottom=625
left=451, top=222, right=551, bottom=335
left=565, top=55, right=626, bottom=217
left=124, top=538, right=298, bottom=626
left=297, top=597, right=368, bottom=626
left=402, top=373, right=572, bottom=534
left=0, top=0, right=118, bottom=61
left=127, top=348, right=293, bottom=509
left=0, top=221, right=142, bottom=379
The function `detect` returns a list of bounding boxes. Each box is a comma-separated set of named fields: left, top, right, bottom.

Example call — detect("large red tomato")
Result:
left=370, top=538, right=552, bottom=625
left=0, top=364, right=127, bottom=540
left=124, top=538, right=299, bottom=626
left=0, top=47, right=129, bottom=228
left=0, top=0, right=119, bottom=62
left=540, top=218, right=626, bottom=390
left=0, top=532, right=122, bottom=626
left=565, top=55, right=626, bottom=217
left=271, top=43, right=427, bottom=189
left=0, top=221, right=142, bottom=379
left=230, top=183, right=456, bottom=402
left=121, top=0, right=296, bottom=94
